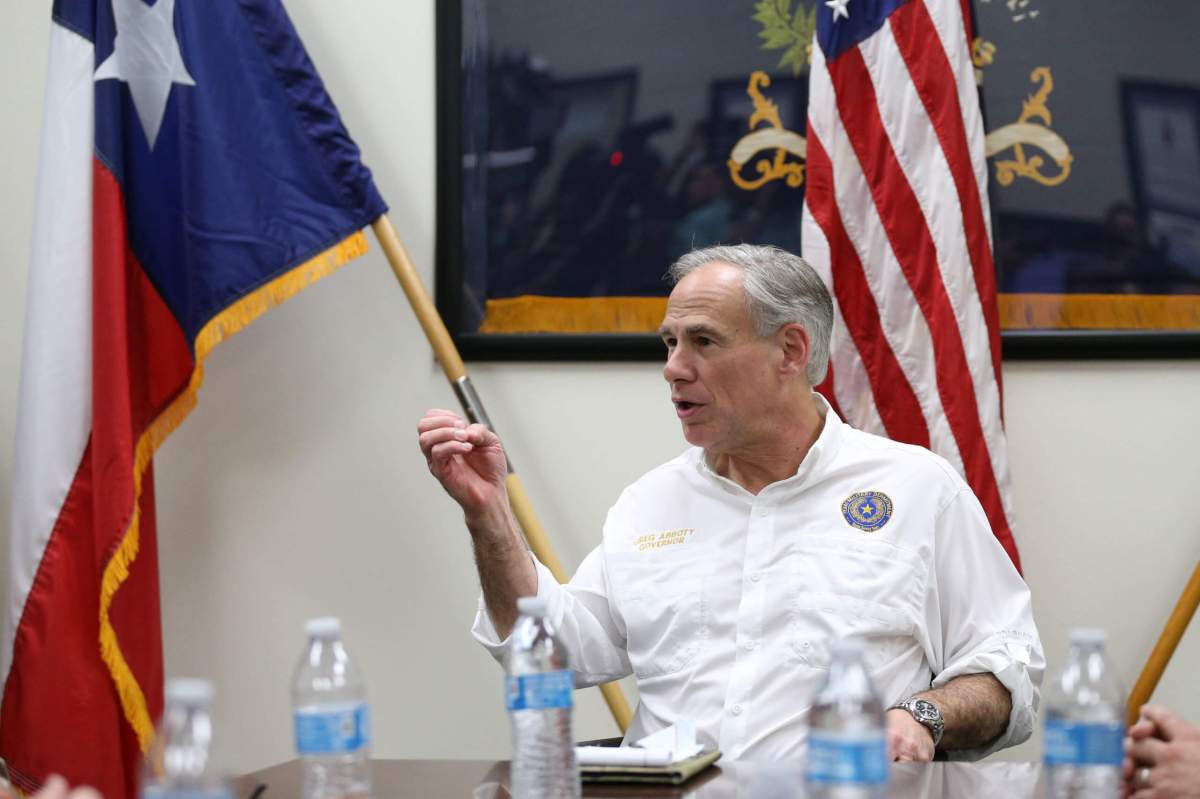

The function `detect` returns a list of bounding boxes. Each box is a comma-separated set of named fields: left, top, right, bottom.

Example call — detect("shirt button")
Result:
left=744, top=640, right=757, bottom=651
left=750, top=572, right=762, bottom=582
left=731, top=705, right=743, bottom=716
left=757, top=508, right=769, bottom=517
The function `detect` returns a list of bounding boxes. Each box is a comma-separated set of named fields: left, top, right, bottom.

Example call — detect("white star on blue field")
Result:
left=94, top=0, right=195, bottom=149
left=826, top=0, right=851, bottom=21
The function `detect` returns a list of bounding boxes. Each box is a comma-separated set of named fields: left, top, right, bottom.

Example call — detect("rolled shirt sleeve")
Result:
left=470, top=547, right=633, bottom=686
left=929, top=489, right=1045, bottom=760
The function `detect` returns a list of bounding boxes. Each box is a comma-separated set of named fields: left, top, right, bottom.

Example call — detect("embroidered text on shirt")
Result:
left=634, top=528, right=696, bottom=552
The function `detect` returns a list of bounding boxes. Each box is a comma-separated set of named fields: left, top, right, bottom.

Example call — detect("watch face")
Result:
left=913, top=699, right=940, bottom=722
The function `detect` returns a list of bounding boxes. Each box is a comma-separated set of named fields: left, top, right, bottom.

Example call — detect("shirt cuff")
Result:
left=932, top=632, right=1042, bottom=761
left=469, top=554, right=560, bottom=662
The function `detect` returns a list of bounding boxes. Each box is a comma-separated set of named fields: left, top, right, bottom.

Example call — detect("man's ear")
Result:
left=778, top=323, right=811, bottom=378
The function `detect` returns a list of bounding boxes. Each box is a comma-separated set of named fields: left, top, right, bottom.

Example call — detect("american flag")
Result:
left=802, top=0, right=1019, bottom=568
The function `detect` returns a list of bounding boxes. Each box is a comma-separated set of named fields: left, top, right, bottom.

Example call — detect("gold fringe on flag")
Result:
left=97, top=231, right=371, bottom=752
left=480, top=295, right=668, bottom=334
left=999, top=293, right=1200, bottom=330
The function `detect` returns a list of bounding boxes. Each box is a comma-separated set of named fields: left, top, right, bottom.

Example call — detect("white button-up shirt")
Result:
left=473, top=401, right=1044, bottom=761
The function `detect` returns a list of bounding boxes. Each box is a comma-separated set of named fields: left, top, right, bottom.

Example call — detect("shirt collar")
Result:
left=793, top=391, right=843, bottom=485
left=692, top=392, right=845, bottom=495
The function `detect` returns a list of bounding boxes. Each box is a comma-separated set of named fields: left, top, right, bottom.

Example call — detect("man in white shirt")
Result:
left=418, top=244, right=1043, bottom=762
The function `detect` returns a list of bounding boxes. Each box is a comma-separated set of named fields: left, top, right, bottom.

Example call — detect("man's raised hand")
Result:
left=417, top=409, right=508, bottom=517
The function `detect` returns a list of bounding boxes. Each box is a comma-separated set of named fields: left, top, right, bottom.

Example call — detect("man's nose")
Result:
left=663, top=347, right=692, bottom=383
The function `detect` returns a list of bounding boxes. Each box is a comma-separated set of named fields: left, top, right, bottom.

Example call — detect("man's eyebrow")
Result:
left=659, top=323, right=722, bottom=339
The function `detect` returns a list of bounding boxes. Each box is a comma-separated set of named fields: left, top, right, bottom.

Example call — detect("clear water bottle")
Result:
left=505, top=597, right=580, bottom=799
left=805, top=639, right=888, bottom=799
left=142, top=678, right=231, bottom=799
left=1044, top=627, right=1125, bottom=799
left=292, top=617, right=372, bottom=799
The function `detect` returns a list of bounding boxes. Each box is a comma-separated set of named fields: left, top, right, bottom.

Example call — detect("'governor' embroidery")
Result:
left=635, top=528, right=695, bottom=552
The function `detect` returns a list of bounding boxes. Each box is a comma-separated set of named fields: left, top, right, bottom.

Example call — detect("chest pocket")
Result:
left=783, top=535, right=925, bottom=672
left=607, top=546, right=713, bottom=679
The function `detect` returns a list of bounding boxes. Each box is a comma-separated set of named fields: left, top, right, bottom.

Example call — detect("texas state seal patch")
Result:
left=841, top=491, right=893, bottom=532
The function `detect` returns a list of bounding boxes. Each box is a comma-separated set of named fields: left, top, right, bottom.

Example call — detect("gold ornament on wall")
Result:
left=984, top=67, right=1073, bottom=187
left=726, top=72, right=807, bottom=191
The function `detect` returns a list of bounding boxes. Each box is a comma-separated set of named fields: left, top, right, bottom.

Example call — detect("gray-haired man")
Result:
left=418, top=244, right=1043, bottom=762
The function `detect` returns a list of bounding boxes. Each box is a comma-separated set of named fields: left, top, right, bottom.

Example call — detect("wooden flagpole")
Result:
left=1126, top=560, right=1200, bottom=726
left=371, top=215, right=633, bottom=733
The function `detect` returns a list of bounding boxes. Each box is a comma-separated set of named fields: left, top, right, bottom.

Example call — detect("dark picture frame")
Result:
left=436, top=2, right=1200, bottom=361
left=436, top=7, right=661, bottom=360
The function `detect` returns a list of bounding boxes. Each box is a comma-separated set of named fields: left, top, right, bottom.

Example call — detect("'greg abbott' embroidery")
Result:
left=634, top=528, right=696, bottom=552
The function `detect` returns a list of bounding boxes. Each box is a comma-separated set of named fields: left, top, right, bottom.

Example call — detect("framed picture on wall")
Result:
left=436, top=1, right=1200, bottom=360
left=1122, top=82, right=1200, bottom=284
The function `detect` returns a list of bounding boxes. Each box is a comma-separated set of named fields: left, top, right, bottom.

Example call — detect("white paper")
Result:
left=575, top=746, right=676, bottom=766
left=575, top=721, right=704, bottom=766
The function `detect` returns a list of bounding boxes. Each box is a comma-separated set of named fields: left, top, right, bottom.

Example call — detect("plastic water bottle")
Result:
left=805, top=639, right=888, bottom=799
left=505, top=596, right=580, bottom=799
left=1044, top=627, right=1125, bottom=799
left=141, top=678, right=231, bottom=799
left=292, top=617, right=372, bottom=799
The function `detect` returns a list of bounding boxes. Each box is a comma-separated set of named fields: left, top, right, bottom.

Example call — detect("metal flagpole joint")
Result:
left=452, top=375, right=514, bottom=474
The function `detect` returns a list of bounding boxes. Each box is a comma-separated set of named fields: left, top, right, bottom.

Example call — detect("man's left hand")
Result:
left=887, top=708, right=936, bottom=762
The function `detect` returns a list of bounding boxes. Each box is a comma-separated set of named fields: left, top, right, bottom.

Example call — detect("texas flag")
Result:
left=2, top=1, right=385, bottom=796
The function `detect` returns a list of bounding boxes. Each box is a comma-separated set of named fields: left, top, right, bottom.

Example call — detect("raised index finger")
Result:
left=417, top=410, right=467, bottom=434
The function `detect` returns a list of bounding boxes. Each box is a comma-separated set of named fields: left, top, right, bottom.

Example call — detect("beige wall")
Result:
left=1, top=1, right=1197, bottom=775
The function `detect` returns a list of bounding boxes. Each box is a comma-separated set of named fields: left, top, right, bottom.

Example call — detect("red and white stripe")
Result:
left=804, top=0, right=1019, bottom=567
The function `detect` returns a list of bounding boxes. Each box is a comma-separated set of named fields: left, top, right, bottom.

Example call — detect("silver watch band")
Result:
left=889, top=697, right=944, bottom=747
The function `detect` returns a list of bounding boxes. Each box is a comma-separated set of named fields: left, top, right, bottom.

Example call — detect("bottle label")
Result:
left=806, top=732, right=888, bottom=785
left=505, top=670, right=574, bottom=711
left=294, top=701, right=371, bottom=754
left=1044, top=719, right=1124, bottom=765
left=143, top=790, right=232, bottom=799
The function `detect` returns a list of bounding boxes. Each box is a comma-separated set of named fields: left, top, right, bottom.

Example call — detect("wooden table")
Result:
left=233, top=759, right=1047, bottom=797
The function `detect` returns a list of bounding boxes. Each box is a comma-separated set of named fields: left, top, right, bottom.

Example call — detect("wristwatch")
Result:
left=889, top=697, right=944, bottom=747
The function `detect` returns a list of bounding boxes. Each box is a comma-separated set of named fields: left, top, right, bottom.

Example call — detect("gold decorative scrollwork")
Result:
left=985, top=67, right=1073, bottom=187
left=726, top=71, right=807, bottom=191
